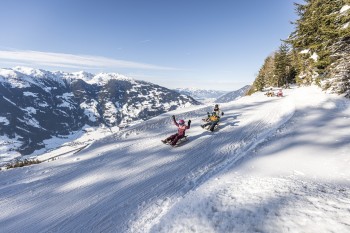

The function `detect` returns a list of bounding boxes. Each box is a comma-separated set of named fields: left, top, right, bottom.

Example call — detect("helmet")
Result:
left=178, top=119, right=185, bottom=125
left=215, top=104, right=219, bottom=107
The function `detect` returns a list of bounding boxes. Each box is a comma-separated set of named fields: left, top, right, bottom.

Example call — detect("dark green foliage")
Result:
left=6, top=159, right=41, bottom=169
left=287, top=0, right=350, bottom=83
left=250, top=44, right=297, bottom=93
left=322, top=36, right=350, bottom=95
left=274, top=43, right=292, bottom=87
left=250, top=0, right=350, bottom=96
left=249, top=55, right=276, bottom=94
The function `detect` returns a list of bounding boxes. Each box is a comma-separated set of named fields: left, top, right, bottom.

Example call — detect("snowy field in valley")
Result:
left=0, top=85, right=349, bottom=233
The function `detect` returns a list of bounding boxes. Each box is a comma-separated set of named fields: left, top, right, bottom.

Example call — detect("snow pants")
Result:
left=166, top=133, right=184, bottom=145
left=203, top=121, right=219, bottom=131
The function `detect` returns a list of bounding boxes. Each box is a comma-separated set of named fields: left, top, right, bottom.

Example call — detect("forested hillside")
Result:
left=249, top=0, right=350, bottom=97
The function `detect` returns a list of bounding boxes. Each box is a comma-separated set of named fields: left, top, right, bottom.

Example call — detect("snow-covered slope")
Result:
left=215, top=85, right=251, bottom=103
left=0, top=67, right=199, bottom=157
left=175, top=88, right=228, bottom=103
left=0, top=86, right=349, bottom=233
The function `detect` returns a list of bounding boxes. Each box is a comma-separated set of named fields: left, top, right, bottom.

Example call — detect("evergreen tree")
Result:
left=274, top=43, right=291, bottom=87
left=288, top=0, right=350, bottom=81
left=249, top=55, right=275, bottom=94
left=322, top=36, right=350, bottom=96
left=249, top=0, right=350, bottom=96
left=256, top=55, right=275, bottom=91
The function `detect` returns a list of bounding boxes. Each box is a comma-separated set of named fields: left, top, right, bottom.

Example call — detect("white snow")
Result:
left=0, top=85, right=350, bottom=233
left=23, top=91, right=38, bottom=97
left=57, top=101, right=74, bottom=109
left=311, top=52, right=319, bottom=61
left=340, top=5, right=350, bottom=14
left=0, top=116, right=9, bottom=125
left=0, top=134, right=22, bottom=163
left=38, top=102, right=49, bottom=108
left=0, top=67, right=64, bottom=88
left=3, top=96, right=17, bottom=106
left=87, top=72, right=134, bottom=85
left=68, top=71, right=94, bottom=82
left=103, top=101, right=119, bottom=125
left=57, top=93, right=75, bottom=109
left=0, top=68, right=28, bottom=88
left=24, top=107, right=37, bottom=115
left=24, top=125, right=116, bottom=161
left=43, top=87, right=52, bottom=92
left=343, top=22, right=349, bottom=29
left=13, top=66, right=45, bottom=77
left=80, top=100, right=100, bottom=122
left=56, top=70, right=134, bottom=86
left=61, top=92, right=74, bottom=99
left=17, top=116, right=41, bottom=129
left=300, top=49, right=310, bottom=54
left=299, top=50, right=319, bottom=62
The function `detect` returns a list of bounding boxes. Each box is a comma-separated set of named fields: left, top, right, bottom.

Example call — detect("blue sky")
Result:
left=0, top=0, right=301, bottom=91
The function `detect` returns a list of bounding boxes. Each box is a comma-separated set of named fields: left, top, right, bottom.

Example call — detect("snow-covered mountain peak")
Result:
left=215, top=85, right=251, bottom=103
left=175, top=88, right=228, bottom=103
left=0, top=67, right=138, bottom=87
left=56, top=71, right=134, bottom=85
left=90, top=72, right=134, bottom=85
left=0, top=68, right=17, bottom=78
left=52, top=70, right=95, bottom=84
left=1, top=67, right=66, bottom=88
left=71, top=70, right=95, bottom=79
left=13, top=66, right=46, bottom=77
left=0, top=67, right=46, bottom=79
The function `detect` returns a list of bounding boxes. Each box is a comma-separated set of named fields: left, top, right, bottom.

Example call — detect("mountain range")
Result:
left=215, top=85, right=251, bottom=103
left=174, top=86, right=251, bottom=104
left=175, top=88, right=228, bottom=103
left=0, top=67, right=199, bottom=155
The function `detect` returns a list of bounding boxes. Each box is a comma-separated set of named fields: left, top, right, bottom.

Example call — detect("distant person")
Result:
left=203, top=104, right=224, bottom=122
left=277, top=89, right=283, bottom=97
left=266, top=88, right=274, bottom=97
left=162, top=115, right=191, bottom=146
left=213, top=104, right=224, bottom=116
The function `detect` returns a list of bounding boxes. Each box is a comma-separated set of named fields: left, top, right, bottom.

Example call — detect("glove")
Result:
left=207, top=112, right=210, bottom=115
left=172, top=115, right=175, bottom=119
left=188, top=120, right=191, bottom=125
left=222, top=112, right=224, bottom=116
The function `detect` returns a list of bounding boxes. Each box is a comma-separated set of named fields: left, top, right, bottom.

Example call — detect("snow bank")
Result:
left=150, top=176, right=350, bottom=233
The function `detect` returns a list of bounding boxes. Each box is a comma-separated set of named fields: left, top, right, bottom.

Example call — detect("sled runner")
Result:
left=161, top=136, right=189, bottom=147
left=201, top=123, right=219, bottom=132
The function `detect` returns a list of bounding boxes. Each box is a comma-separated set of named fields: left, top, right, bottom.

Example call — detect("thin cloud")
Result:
left=0, top=50, right=175, bottom=71
left=139, top=39, right=151, bottom=44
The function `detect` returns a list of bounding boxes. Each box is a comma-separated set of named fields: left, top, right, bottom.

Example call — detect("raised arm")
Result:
left=186, top=120, right=191, bottom=129
left=172, top=115, right=179, bottom=127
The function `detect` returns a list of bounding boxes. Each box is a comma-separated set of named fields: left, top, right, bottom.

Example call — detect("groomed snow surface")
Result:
left=1, top=86, right=350, bottom=233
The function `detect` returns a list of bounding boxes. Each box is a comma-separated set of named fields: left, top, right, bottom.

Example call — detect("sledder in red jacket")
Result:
left=162, top=115, right=191, bottom=146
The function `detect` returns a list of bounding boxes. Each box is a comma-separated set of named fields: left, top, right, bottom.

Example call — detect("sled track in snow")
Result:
left=0, top=97, right=296, bottom=233
left=127, top=97, right=296, bottom=232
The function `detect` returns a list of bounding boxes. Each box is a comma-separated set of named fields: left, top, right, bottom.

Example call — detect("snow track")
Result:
left=148, top=176, right=350, bottom=233
left=1, top=86, right=349, bottom=233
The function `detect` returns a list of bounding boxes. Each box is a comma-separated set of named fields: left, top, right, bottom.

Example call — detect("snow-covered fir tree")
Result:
left=249, top=0, right=350, bottom=97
